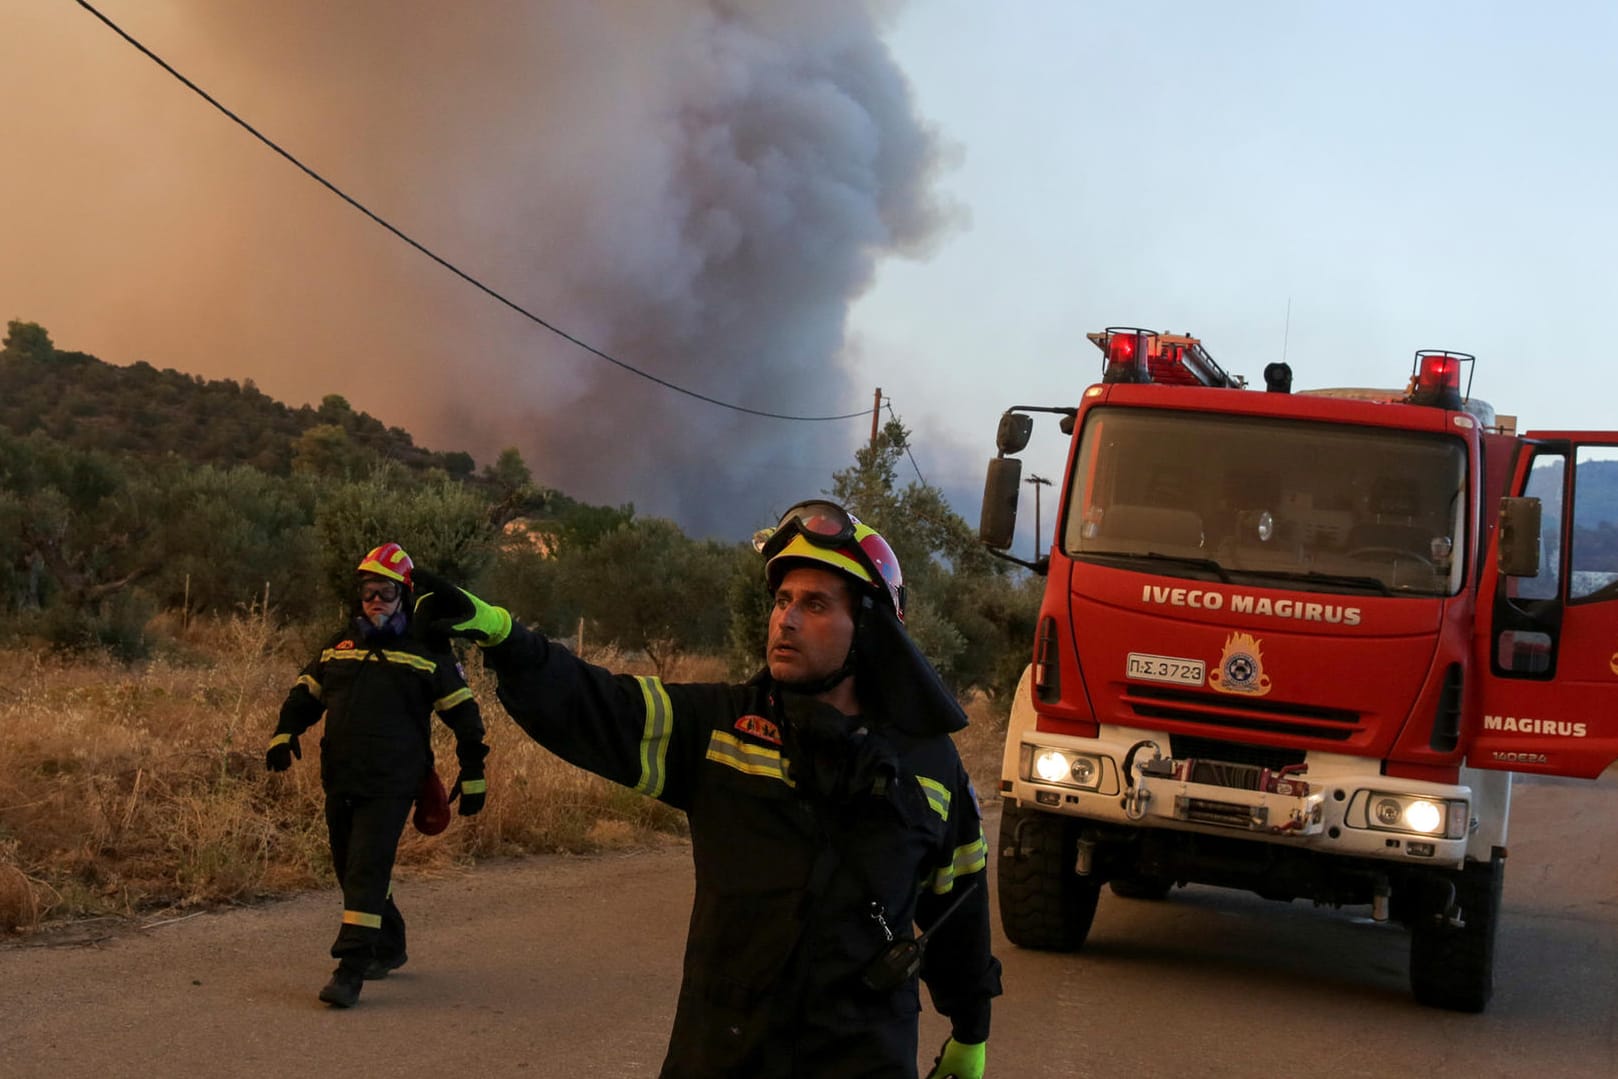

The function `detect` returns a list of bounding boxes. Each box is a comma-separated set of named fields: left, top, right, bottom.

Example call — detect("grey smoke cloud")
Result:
left=1, top=1, right=956, bottom=537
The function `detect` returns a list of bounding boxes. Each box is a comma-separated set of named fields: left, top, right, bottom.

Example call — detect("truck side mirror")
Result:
left=1497, top=496, right=1542, bottom=578
left=996, top=412, right=1034, bottom=455
left=980, top=456, right=1023, bottom=549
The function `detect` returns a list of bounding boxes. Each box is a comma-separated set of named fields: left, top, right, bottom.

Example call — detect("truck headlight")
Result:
left=1352, top=790, right=1467, bottom=839
left=1024, top=746, right=1104, bottom=791
left=1402, top=799, right=1442, bottom=834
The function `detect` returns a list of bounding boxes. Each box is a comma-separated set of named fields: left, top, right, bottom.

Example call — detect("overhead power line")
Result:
left=884, top=402, right=929, bottom=487
left=74, top=0, right=871, bottom=423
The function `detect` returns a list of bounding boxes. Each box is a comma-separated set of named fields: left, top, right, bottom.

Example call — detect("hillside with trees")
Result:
left=0, top=320, right=474, bottom=479
left=0, top=319, right=1038, bottom=703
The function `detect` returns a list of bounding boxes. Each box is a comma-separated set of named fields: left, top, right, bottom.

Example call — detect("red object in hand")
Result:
left=413, top=770, right=451, bottom=835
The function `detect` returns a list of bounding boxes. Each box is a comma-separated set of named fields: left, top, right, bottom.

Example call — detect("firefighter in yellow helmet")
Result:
left=412, top=502, right=999, bottom=1077
left=265, top=543, right=489, bottom=1008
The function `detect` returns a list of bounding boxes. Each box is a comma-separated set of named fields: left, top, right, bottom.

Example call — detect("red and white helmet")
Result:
left=357, top=543, right=414, bottom=588
left=755, top=500, right=905, bottom=621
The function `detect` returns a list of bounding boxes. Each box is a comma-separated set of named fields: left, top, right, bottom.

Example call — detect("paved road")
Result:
left=3, top=772, right=1614, bottom=1078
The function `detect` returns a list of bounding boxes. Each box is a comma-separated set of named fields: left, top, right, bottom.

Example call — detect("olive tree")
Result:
left=561, top=517, right=734, bottom=677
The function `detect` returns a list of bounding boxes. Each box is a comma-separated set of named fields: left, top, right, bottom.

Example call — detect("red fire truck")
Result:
left=979, top=327, right=1618, bottom=1011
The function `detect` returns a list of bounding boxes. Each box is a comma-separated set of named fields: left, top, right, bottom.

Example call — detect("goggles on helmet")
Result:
left=755, top=500, right=858, bottom=559
left=754, top=500, right=906, bottom=620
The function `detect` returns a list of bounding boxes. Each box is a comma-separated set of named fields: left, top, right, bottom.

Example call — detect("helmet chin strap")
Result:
left=778, top=648, right=856, bottom=697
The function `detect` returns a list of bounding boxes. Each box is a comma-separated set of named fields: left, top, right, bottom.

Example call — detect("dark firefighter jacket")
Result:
left=276, top=624, right=486, bottom=796
left=481, top=624, right=1001, bottom=1079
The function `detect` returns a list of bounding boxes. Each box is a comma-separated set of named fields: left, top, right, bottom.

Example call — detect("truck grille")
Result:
left=1170, top=735, right=1305, bottom=772
left=1124, top=684, right=1362, bottom=743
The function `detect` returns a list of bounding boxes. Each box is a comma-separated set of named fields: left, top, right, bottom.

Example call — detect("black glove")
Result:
left=265, top=734, right=301, bottom=772
left=412, top=569, right=512, bottom=646
left=448, top=768, right=487, bottom=816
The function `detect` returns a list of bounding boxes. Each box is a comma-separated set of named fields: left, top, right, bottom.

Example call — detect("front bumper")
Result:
left=1005, top=724, right=1473, bottom=868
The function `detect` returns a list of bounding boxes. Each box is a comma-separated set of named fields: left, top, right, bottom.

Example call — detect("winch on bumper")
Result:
left=1004, top=726, right=1474, bottom=866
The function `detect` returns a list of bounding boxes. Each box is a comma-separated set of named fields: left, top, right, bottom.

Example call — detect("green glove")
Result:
left=412, top=569, right=512, bottom=647
left=265, top=733, right=301, bottom=772
left=448, top=768, right=487, bottom=816
left=925, top=1038, right=985, bottom=1079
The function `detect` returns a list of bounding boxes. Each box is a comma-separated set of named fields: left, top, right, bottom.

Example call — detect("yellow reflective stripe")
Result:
left=269, top=733, right=292, bottom=747
left=460, top=778, right=487, bottom=794
left=434, top=687, right=473, bottom=712
left=954, top=831, right=989, bottom=876
left=705, top=731, right=796, bottom=787
left=319, top=648, right=437, bottom=673
left=380, top=650, right=437, bottom=672
left=917, top=776, right=951, bottom=821
left=295, top=674, right=322, bottom=699
left=928, top=832, right=989, bottom=895
left=635, top=677, right=673, bottom=798
left=342, top=910, right=383, bottom=928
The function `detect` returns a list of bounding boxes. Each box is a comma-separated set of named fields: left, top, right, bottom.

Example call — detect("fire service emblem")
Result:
left=1210, top=632, right=1272, bottom=696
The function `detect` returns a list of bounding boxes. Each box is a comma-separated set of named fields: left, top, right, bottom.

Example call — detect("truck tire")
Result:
left=1408, top=856, right=1503, bottom=1013
left=1108, top=875, right=1174, bottom=901
left=997, top=801, right=1101, bottom=951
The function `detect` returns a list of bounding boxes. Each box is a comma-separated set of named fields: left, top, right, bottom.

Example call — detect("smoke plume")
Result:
left=0, top=1, right=955, bottom=536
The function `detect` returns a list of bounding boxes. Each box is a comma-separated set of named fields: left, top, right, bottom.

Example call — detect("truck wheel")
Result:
left=1108, top=875, right=1174, bottom=901
left=1409, top=856, right=1503, bottom=1013
left=996, top=801, right=1101, bottom=951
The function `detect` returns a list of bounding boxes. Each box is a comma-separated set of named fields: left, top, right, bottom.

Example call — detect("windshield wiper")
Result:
left=1081, top=549, right=1231, bottom=583
left=1227, top=568, right=1394, bottom=596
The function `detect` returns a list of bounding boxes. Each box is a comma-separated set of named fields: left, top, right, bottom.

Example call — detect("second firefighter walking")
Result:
left=266, top=542, right=489, bottom=1008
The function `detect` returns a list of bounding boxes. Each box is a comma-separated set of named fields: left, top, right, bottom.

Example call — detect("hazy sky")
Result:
left=5, top=2, right=1616, bottom=541
left=859, top=1, right=1618, bottom=522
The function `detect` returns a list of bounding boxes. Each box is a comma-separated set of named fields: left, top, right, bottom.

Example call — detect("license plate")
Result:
left=1126, top=652, right=1206, bottom=686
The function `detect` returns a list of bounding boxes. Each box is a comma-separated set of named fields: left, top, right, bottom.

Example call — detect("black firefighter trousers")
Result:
left=324, top=793, right=412, bottom=971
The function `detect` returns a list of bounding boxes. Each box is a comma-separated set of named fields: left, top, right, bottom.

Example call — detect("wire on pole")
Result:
left=73, top=0, right=872, bottom=424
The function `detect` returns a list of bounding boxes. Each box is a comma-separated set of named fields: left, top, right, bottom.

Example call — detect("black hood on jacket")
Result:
left=852, top=604, right=968, bottom=736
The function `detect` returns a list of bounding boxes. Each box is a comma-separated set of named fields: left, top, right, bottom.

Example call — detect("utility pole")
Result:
left=1026, top=474, right=1052, bottom=560
left=870, top=387, right=883, bottom=451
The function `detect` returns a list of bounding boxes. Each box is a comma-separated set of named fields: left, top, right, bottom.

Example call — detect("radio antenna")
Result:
left=1282, top=296, right=1292, bottom=364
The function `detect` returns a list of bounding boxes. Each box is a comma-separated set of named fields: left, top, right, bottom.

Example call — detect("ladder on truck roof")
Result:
left=1087, top=327, right=1245, bottom=389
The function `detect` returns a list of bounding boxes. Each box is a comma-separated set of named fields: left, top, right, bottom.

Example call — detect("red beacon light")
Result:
left=1408, top=349, right=1473, bottom=410
left=1084, top=325, right=1243, bottom=388
left=1096, top=327, right=1155, bottom=384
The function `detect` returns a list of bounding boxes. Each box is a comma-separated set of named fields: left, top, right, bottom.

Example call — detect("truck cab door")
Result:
left=1473, top=434, right=1618, bottom=778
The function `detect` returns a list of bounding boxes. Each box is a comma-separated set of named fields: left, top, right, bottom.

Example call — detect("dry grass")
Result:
left=955, top=691, right=1010, bottom=809
left=0, top=621, right=1007, bottom=938
left=0, top=619, right=685, bottom=937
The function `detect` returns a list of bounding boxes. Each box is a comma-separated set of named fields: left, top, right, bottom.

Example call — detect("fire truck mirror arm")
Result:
left=993, top=405, right=1078, bottom=455
left=996, top=411, right=1034, bottom=455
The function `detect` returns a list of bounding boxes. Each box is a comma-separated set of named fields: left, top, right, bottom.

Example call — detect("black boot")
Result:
left=318, top=965, right=364, bottom=1008
left=363, top=951, right=408, bottom=980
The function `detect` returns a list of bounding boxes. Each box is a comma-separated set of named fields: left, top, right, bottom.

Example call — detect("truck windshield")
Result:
left=1062, top=407, right=1468, bottom=597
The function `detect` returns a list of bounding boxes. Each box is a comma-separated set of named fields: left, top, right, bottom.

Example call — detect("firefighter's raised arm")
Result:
left=411, top=568, right=710, bottom=810
left=412, top=569, right=512, bottom=646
